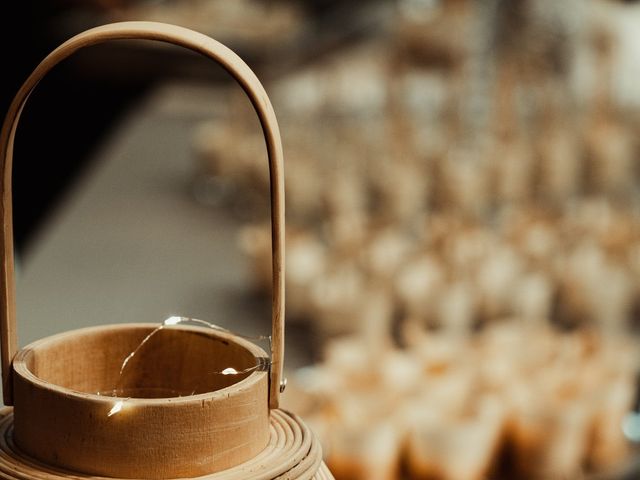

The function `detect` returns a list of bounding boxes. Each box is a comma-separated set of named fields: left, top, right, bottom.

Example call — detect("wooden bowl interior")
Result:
left=22, top=326, right=260, bottom=398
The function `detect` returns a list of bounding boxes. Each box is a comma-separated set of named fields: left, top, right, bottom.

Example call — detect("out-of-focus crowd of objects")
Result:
left=190, top=0, right=640, bottom=478
left=194, top=0, right=640, bottom=337
left=20, top=0, right=639, bottom=478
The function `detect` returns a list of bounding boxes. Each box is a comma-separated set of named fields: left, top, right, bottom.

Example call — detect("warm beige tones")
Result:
left=0, top=407, right=332, bottom=479
left=14, top=323, right=270, bottom=477
left=0, top=21, right=328, bottom=480
left=0, top=21, right=286, bottom=408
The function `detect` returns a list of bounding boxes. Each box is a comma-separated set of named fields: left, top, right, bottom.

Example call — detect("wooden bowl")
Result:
left=13, top=323, right=270, bottom=478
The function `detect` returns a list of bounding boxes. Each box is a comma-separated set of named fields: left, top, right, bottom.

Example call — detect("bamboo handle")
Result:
left=0, top=22, right=285, bottom=408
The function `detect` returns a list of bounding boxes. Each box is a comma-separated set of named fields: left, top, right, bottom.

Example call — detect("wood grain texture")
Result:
left=13, top=323, right=271, bottom=477
left=0, top=407, right=334, bottom=479
left=0, top=21, right=286, bottom=408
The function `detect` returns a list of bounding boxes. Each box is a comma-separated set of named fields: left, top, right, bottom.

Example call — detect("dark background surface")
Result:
left=1, top=2, right=152, bottom=254
left=0, top=0, right=371, bottom=254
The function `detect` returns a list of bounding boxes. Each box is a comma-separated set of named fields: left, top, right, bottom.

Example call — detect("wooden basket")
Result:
left=0, top=21, right=332, bottom=480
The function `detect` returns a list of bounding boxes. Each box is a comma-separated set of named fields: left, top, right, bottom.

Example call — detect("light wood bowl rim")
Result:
left=12, top=323, right=269, bottom=405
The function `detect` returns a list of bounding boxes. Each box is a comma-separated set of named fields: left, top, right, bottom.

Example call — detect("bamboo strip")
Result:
left=0, top=21, right=286, bottom=408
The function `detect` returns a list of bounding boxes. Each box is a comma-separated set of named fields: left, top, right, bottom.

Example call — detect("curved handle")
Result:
left=0, top=22, right=285, bottom=408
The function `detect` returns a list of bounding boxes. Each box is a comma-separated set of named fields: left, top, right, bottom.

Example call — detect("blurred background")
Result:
left=2, top=0, right=640, bottom=479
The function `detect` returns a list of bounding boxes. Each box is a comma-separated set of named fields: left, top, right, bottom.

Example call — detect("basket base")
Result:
left=0, top=407, right=333, bottom=480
